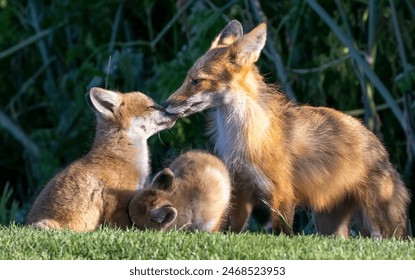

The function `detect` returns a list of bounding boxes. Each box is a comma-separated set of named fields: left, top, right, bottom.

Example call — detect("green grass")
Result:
left=0, top=225, right=414, bottom=260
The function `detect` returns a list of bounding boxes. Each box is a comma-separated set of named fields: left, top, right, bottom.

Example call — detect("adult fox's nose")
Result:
left=149, top=102, right=165, bottom=112
left=162, top=100, right=169, bottom=108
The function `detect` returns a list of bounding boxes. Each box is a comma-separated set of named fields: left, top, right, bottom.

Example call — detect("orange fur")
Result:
left=163, top=20, right=411, bottom=238
left=26, top=87, right=175, bottom=232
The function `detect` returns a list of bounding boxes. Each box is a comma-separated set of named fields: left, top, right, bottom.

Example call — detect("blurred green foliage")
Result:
left=0, top=0, right=414, bottom=231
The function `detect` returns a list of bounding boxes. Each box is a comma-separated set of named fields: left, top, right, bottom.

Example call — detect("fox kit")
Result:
left=163, top=20, right=410, bottom=238
left=129, top=150, right=231, bottom=232
left=25, top=87, right=175, bottom=232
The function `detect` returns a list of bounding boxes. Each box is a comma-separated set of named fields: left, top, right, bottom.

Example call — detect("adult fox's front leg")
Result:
left=227, top=184, right=256, bottom=232
left=270, top=199, right=295, bottom=235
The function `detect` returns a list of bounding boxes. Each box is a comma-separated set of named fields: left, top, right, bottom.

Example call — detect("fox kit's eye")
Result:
left=191, top=79, right=202, bottom=86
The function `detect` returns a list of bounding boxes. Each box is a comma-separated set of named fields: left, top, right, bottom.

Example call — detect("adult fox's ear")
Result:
left=87, top=87, right=121, bottom=121
left=151, top=168, right=175, bottom=190
left=150, top=206, right=178, bottom=229
left=231, top=22, right=267, bottom=66
left=210, top=20, right=243, bottom=49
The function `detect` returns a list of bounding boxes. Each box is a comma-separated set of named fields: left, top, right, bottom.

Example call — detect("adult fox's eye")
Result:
left=191, top=79, right=202, bottom=86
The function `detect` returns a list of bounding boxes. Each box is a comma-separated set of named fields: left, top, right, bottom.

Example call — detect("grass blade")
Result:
left=0, top=109, right=40, bottom=158
left=305, top=0, right=405, bottom=128
left=405, top=0, right=415, bottom=21
left=248, top=0, right=297, bottom=101
left=389, top=0, right=409, bottom=73
left=336, top=0, right=380, bottom=134
left=389, top=0, right=415, bottom=156
left=290, top=54, right=350, bottom=74
left=0, top=27, right=54, bottom=61
left=150, top=0, right=194, bottom=49
left=108, top=0, right=125, bottom=54
left=368, top=0, right=378, bottom=51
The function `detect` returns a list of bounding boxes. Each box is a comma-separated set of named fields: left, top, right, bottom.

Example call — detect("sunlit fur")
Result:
left=129, top=150, right=232, bottom=232
left=163, top=21, right=410, bottom=238
left=26, top=88, right=175, bottom=232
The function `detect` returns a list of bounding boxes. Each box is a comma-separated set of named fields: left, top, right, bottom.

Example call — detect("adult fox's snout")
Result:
left=162, top=95, right=202, bottom=118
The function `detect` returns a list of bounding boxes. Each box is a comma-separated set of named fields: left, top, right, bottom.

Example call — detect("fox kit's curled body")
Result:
left=129, top=150, right=231, bottom=232
left=163, top=20, right=410, bottom=238
left=26, top=88, right=175, bottom=232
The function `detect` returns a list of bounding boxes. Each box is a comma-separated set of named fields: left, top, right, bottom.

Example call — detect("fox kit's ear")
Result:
left=150, top=206, right=178, bottom=228
left=87, top=87, right=122, bottom=121
left=151, top=168, right=175, bottom=190
left=231, top=22, right=267, bottom=66
left=210, top=20, right=243, bottom=49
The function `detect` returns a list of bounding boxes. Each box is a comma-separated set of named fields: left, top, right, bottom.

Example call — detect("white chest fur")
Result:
left=127, top=119, right=151, bottom=189
left=134, top=139, right=150, bottom=189
left=210, top=96, right=272, bottom=194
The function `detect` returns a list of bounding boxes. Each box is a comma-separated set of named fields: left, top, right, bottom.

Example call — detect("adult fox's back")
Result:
left=163, top=20, right=410, bottom=238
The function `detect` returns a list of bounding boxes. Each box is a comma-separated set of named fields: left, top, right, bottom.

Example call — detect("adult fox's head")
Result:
left=163, top=20, right=267, bottom=117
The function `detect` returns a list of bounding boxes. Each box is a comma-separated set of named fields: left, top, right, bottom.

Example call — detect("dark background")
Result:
left=0, top=0, right=414, bottom=233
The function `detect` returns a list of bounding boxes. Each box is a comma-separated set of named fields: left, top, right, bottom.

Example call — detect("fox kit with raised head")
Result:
left=163, top=20, right=410, bottom=238
left=129, top=150, right=231, bottom=232
left=26, top=87, right=175, bottom=232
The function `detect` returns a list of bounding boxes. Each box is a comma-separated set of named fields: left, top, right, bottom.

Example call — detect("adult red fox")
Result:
left=162, top=20, right=410, bottom=238
left=129, top=150, right=231, bottom=232
left=26, top=87, right=175, bottom=232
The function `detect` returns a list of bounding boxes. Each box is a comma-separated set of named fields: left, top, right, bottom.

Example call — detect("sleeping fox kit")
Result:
left=129, top=150, right=232, bottom=232
left=25, top=87, right=175, bottom=232
left=163, top=20, right=410, bottom=238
